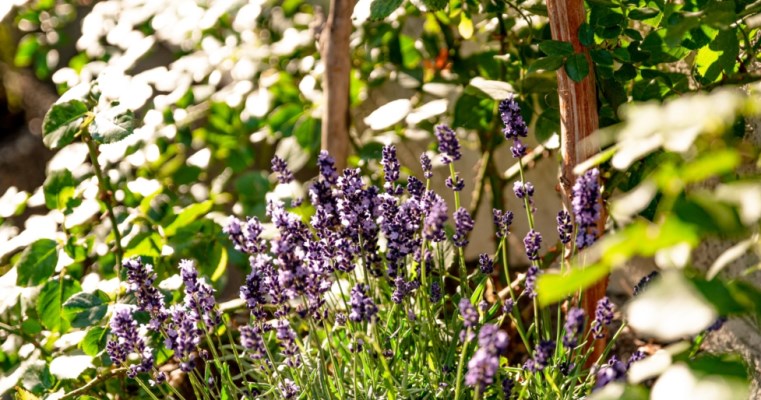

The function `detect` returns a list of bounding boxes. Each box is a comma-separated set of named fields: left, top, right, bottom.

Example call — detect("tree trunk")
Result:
left=321, top=0, right=353, bottom=171
left=545, top=0, right=608, bottom=363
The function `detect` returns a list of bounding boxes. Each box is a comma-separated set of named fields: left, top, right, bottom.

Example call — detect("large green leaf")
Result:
left=538, top=40, right=574, bottom=57
left=37, top=278, right=82, bottom=332
left=42, top=100, right=89, bottom=149
left=81, top=326, right=110, bottom=357
left=90, top=105, right=136, bottom=144
left=527, top=56, right=564, bottom=73
left=15, top=239, right=59, bottom=287
left=369, top=0, right=404, bottom=20
left=43, top=169, right=76, bottom=211
left=63, top=291, right=109, bottom=328
left=696, top=28, right=739, bottom=83
left=564, top=53, right=590, bottom=82
left=164, top=200, right=214, bottom=236
left=537, top=263, right=611, bottom=306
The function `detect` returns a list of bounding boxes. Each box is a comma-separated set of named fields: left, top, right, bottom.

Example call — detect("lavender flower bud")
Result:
left=224, top=216, right=266, bottom=255
left=239, top=324, right=266, bottom=360
left=381, top=145, right=400, bottom=183
left=591, top=297, right=615, bottom=339
left=706, top=316, right=727, bottom=332
left=493, top=209, right=514, bottom=238
left=502, top=298, right=514, bottom=315
left=594, top=356, right=627, bottom=390
left=533, top=340, right=555, bottom=371
left=435, top=124, right=461, bottom=164
left=453, top=207, right=474, bottom=248
left=556, top=210, right=573, bottom=245
left=107, top=307, right=154, bottom=378
left=498, top=96, right=528, bottom=139
left=563, top=307, right=585, bottom=348
left=510, top=138, right=527, bottom=158
left=180, top=259, right=221, bottom=328
left=459, top=298, right=479, bottom=329
left=513, top=181, right=535, bottom=205
left=627, top=350, right=645, bottom=367
left=478, top=253, right=494, bottom=275
left=317, top=150, right=338, bottom=184
left=633, top=271, right=658, bottom=296
left=572, top=168, right=601, bottom=249
left=502, top=377, right=514, bottom=398
left=465, top=348, right=499, bottom=389
left=279, top=379, right=300, bottom=399
left=349, top=284, right=378, bottom=323
left=423, top=194, right=447, bottom=242
left=523, top=229, right=542, bottom=261
left=271, top=155, right=294, bottom=184
left=420, top=153, right=433, bottom=179
left=430, top=281, right=442, bottom=303
left=123, top=258, right=167, bottom=330
left=524, top=265, right=539, bottom=298
left=445, top=174, right=465, bottom=191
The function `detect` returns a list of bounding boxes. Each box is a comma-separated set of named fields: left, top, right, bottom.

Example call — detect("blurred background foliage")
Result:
left=1, top=0, right=761, bottom=397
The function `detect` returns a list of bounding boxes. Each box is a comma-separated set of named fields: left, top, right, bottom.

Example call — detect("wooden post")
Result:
left=545, top=0, right=608, bottom=362
left=321, top=0, right=353, bottom=171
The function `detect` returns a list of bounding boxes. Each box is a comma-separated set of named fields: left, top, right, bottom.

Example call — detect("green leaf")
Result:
left=15, top=387, right=40, bottom=400
left=210, top=242, right=229, bottom=282
left=369, top=0, right=404, bottom=20
left=63, top=291, right=109, bottom=328
left=37, top=278, right=82, bottom=332
left=527, top=56, right=564, bottom=73
left=15, top=239, right=59, bottom=287
left=535, top=109, right=560, bottom=144
left=421, top=0, right=447, bottom=11
left=564, top=53, right=590, bottom=82
left=90, top=104, right=136, bottom=144
left=614, top=63, right=637, bottom=82
left=14, top=35, right=39, bottom=68
left=399, top=34, right=423, bottom=70
left=578, top=23, right=595, bottom=46
left=537, top=263, right=611, bottom=306
left=43, top=169, right=76, bottom=210
left=42, top=100, right=89, bottom=149
left=81, top=327, right=110, bottom=357
left=21, top=319, right=42, bottom=335
left=590, top=49, right=614, bottom=66
left=696, top=29, right=739, bottom=83
left=538, top=40, right=574, bottom=57
left=164, top=200, right=214, bottom=237
left=628, top=7, right=659, bottom=20
left=124, top=232, right=163, bottom=259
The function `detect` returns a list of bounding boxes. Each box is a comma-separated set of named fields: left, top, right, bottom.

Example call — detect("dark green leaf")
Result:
left=614, top=63, right=638, bottom=81
left=42, top=100, right=89, bottom=149
left=564, top=53, right=590, bottom=82
left=81, top=326, right=110, bottom=357
left=63, top=291, right=109, bottom=328
left=15, top=239, right=58, bottom=287
left=629, top=7, right=659, bottom=20
left=590, top=49, right=614, bottom=66
left=527, top=56, right=564, bottom=73
left=535, top=108, right=560, bottom=144
left=623, top=28, right=643, bottom=41
left=421, top=0, right=447, bottom=11
left=37, top=278, right=82, bottom=332
left=538, top=40, right=575, bottom=57
left=90, top=105, right=136, bottom=144
left=578, top=23, right=595, bottom=46
left=43, top=169, right=76, bottom=210
left=688, top=354, right=749, bottom=381
left=369, top=0, right=404, bottom=20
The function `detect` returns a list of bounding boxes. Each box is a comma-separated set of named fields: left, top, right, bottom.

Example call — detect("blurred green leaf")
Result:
left=578, top=23, right=595, bottom=46
left=15, top=239, right=58, bottom=287
left=90, top=105, right=136, bottom=144
left=696, top=29, right=739, bottom=83
left=369, top=0, right=404, bottom=20
left=63, top=291, right=109, bottom=328
left=42, top=100, right=89, bottom=149
left=628, top=7, right=659, bottom=20
left=564, top=53, right=590, bottom=82
left=43, top=169, right=76, bottom=211
left=164, top=200, right=214, bottom=237
left=528, top=56, right=564, bottom=73
left=37, top=277, right=82, bottom=332
left=81, top=327, right=109, bottom=357
left=538, top=40, right=574, bottom=57
left=538, top=263, right=610, bottom=306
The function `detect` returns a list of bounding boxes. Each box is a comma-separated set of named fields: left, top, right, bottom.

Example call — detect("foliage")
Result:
left=1, top=0, right=761, bottom=398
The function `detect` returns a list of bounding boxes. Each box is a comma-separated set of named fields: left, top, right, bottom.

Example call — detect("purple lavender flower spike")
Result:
left=572, top=168, right=601, bottom=249
left=478, top=253, right=494, bottom=275
left=465, top=324, right=509, bottom=389
left=274, top=319, right=301, bottom=367
left=627, top=350, right=645, bottom=367
left=459, top=298, right=479, bottom=329
left=594, top=356, right=627, bottom=390
left=493, top=209, right=514, bottom=238
left=349, top=284, right=378, bottom=323
left=511, top=138, right=527, bottom=158
left=563, top=307, right=585, bottom=348
left=271, top=155, right=294, bottom=184
left=317, top=150, right=338, bottom=184
left=557, top=210, right=573, bottom=245
left=224, top=216, right=266, bottom=255
left=381, top=144, right=401, bottom=193
left=503, top=298, right=514, bottom=315
left=591, top=296, right=615, bottom=339
left=423, top=193, right=447, bottom=242
left=107, top=306, right=155, bottom=378
left=420, top=153, right=433, bottom=179
left=502, top=377, right=514, bottom=398
left=633, top=271, right=658, bottom=296
left=239, top=324, right=267, bottom=360
left=706, top=316, right=727, bottom=332
left=123, top=258, right=167, bottom=330
left=533, top=340, right=555, bottom=371
left=453, top=207, right=474, bottom=248
left=180, top=259, right=221, bottom=329
left=435, top=124, right=461, bottom=164
left=279, top=378, right=300, bottom=399
left=513, top=181, right=535, bottom=205
left=523, top=229, right=542, bottom=261
left=430, top=281, right=442, bottom=303
left=524, top=265, right=540, bottom=298
left=499, top=96, right=528, bottom=140
left=445, top=173, right=465, bottom=192
left=165, top=304, right=201, bottom=371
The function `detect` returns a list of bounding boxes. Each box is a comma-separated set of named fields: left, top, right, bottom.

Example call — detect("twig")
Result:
left=59, top=367, right=128, bottom=399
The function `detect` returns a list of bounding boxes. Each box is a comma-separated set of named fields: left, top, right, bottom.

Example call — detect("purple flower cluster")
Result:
left=478, top=253, right=494, bottom=275
left=165, top=305, right=201, bottom=372
left=557, top=211, right=573, bottom=245
left=572, top=168, right=601, bottom=249
left=633, top=271, right=658, bottom=296
left=563, top=307, right=585, bottom=348
left=274, top=320, right=301, bottom=367
left=594, top=356, right=628, bottom=390
left=430, top=281, right=442, bottom=303
left=392, top=276, right=419, bottom=304
left=591, top=297, right=615, bottom=339
left=435, top=124, right=461, bottom=164
left=123, top=258, right=167, bottom=330
left=420, top=153, right=433, bottom=179
left=423, top=193, right=448, bottom=242
left=465, top=324, right=509, bottom=389
left=493, top=209, right=514, bottom=238
left=349, top=284, right=378, bottom=323
left=459, top=298, right=479, bottom=330
left=381, top=145, right=401, bottom=194
left=180, top=259, right=221, bottom=328
left=445, top=174, right=465, bottom=192
left=239, top=324, right=267, bottom=360
left=525, top=340, right=555, bottom=372
left=279, top=378, right=300, bottom=399
left=503, top=298, right=515, bottom=315
left=523, top=229, right=542, bottom=261
left=499, top=96, right=529, bottom=159
left=106, top=307, right=154, bottom=379
left=271, top=155, right=294, bottom=184
left=511, top=138, right=527, bottom=158
left=223, top=216, right=266, bottom=256
left=524, top=265, right=539, bottom=298
left=513, top=181, right=535, bottom=211
left=453, top=207, right=474, bottom=247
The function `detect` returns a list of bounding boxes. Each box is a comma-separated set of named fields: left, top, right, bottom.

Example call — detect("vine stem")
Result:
left=83, top=129, right=124, bottom=297
left=59, top=367, right=128, bottom=399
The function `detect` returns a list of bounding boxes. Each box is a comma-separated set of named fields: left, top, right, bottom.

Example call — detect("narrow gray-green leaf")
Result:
left=90, top=105, right=136, bottom=144
left=15, top=239, right=58, bottom=287
left=42, top=100, right=89, bottom=149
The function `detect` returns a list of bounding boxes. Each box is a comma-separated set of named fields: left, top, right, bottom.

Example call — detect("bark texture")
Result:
left=545, top=0, right=608, bottom=362
left=320, top=0, right=353, bottom=171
